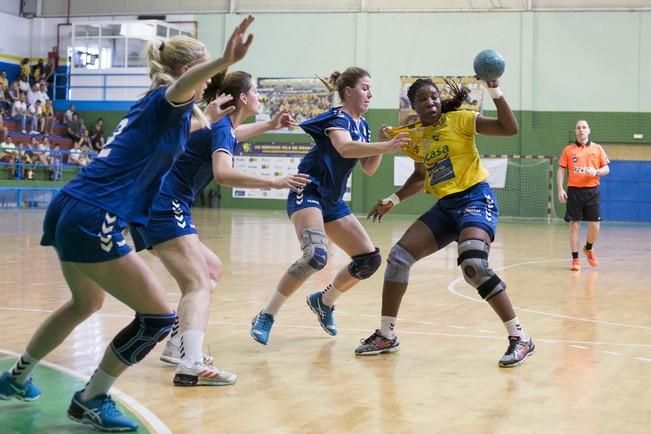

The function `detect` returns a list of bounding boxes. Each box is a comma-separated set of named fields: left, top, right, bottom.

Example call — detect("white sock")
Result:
left=504, top=317, right=528, bottom=341
left=263, top=290, right=289, bottom=317
left=169, top=315, right=181, bottom=346
left=180, top=329, right=205, bottom=365
left=10, top=352, right=39, bottom=384
left=380, top=316, right=397, bottom=339
left=80, top=368, right=116, bottom=401
left=321, top=283, right=344, bottom=307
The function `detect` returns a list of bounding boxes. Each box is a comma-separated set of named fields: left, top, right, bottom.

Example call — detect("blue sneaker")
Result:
left=306, top=291, right=336, bottom=336
left=250, top=311, right=274, bottom=345
left=67, top=391, right=139, bottom=432
left=0, top=371, right=41, bottom=401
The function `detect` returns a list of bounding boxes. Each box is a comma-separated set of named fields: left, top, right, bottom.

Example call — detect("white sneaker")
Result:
left=173, top=361, right=237, bottom=387
left=160, top=340, right=214, bottom=366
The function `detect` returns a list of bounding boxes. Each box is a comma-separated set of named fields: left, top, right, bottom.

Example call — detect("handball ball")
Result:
left=473, top=49, right=505, bottom=81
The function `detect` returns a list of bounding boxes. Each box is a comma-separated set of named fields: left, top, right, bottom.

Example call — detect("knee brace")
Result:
left=110, top=312, right=176, bottom=365
left=457, top=239, right=506, bottom=300
left=384, top=244, right=417, bottom=283
left=348, top=247, right=382, bottom=280
left=288, top=227, right=328, bottom=281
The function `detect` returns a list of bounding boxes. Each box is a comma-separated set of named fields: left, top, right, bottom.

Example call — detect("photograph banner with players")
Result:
left=255, top=77, right=335, bottom=133
left=233, top=142, right=352, bottom=201
left=399, top=76, right=484, bottom=125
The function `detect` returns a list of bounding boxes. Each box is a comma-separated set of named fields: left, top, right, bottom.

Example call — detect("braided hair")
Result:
left=407, top=78, right=470, bottom=114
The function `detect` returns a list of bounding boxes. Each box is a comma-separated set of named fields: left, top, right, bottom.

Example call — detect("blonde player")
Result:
left=356, top=78, right=535, bottom=367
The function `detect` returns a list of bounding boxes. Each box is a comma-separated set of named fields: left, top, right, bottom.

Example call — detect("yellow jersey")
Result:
left=387, top=110, right=487, bottom=198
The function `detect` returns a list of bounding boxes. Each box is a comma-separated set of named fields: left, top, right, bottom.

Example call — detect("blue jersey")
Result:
left=62, top=87, right=193, bottom=225
left=298, top=107, right=370, bottom=202
left=156, top=115, right=238, bottom=208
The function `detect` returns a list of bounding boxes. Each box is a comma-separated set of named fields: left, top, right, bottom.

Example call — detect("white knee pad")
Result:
left=384, top=244, right=416, bottom=284
left=457, top=239, right=506, bottom=300
left=288, top=227, right=328, bottom=281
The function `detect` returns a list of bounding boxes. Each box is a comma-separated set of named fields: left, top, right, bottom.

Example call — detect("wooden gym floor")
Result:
left=1, top=207, right=650, bottom=433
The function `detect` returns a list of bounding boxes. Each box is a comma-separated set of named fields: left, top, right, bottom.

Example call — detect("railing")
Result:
left=0, top=147, right=98, bottom=180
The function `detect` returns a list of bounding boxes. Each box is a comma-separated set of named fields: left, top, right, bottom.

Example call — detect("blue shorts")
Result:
left=418, top=182, right=499, bottom=248
left=41, top=192, right=131, bottom=263
left=134, top=198, right=197, bottom=251
left=286, top=187, right=351, bottom=223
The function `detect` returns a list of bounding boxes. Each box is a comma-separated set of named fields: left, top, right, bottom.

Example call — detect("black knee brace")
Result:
left=111, top=312, right=176, bottom=365
left=457, top=239, right=506, bottom=300
left=348, top=247, right=382, bottom=280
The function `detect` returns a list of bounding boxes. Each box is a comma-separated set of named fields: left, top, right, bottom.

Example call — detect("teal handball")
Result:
left=473, top=49, right=505, bottom=81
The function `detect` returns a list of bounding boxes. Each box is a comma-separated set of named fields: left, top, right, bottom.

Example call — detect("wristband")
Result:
left=488, top=87, right=504, bottom=99
left=381, top=193, right=400, bottom=206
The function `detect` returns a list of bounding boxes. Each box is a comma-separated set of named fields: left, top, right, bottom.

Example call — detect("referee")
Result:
left=557, top=120, right=610, bottom=271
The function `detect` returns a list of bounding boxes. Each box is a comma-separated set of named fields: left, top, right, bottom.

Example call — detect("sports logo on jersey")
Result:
left=572, top=156, right=578, bottom=163
left=171, top=199, right=186, bottom=229
left=98, top=213, right=116, bottom=252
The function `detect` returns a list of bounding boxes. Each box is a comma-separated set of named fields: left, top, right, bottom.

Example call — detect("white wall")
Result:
left=0, top=11, right=32, bottom=60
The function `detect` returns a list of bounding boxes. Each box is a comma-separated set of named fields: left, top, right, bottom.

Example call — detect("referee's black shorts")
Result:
left=564, top=186, right=601, bottom=222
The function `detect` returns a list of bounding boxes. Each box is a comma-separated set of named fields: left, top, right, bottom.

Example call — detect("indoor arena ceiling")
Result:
left=39, top=0, right=651, bottom=17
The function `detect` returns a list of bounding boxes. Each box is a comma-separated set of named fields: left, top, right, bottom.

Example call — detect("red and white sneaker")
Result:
left=583, top=247, right=598, bottom=267
left=173, top=360, right=236, bottom=387
left=570, top=258, right=581, bottom=271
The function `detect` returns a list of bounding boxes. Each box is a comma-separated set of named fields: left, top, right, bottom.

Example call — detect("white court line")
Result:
left=569, top=345, right=590, bottom=350
left=635, top=357, right=651, bottom=363
left=447, top=258, right=651, bottom=331
left=602, top=351, right=620, bottom=356
left=0, top=348, right=171, bottom=434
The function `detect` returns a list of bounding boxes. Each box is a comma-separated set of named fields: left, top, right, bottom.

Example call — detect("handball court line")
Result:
left=0, top=348, right=171, bottom=434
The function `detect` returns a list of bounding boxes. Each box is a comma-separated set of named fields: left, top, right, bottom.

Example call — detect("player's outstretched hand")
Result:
left=205, top=94, right=235, bottom=122
left=222, top=15, right=255, bottom=65
left=367, top=199, right=394, bottom=223
left=278, top=173, right=311, bottom=192
left=271, top=110, right=297, bottom=130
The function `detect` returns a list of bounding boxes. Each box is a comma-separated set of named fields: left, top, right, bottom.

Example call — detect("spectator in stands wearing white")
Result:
left=63, top=103, right=75, bottom=125
left=37, top=83, right=50, bottom=104
left=67, top=140, right=84, bottom=166
left=0, top=135, right=18, bottom=178
left=12, top=93, right=36, bottom=133
left=18, top=74, right=30, bottom=93
left=28, top=100, right=44, bottom=134
left=26, top=83, right=39, bottom=106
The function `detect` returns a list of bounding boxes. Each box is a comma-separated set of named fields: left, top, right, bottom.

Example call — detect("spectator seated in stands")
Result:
left=26, top=83, right=39, bottom=106
left=0, top=86, right=10, bottom=111
left=42, top=100, right=55, bottom=135
left=28, top=100, right=44, bottom=134
left=0, top=70, right=8, bottom=92
left=66, top=112, right=83, bottom=142
left=17, top=74, right=30, bottom=94
left=16, top=140, right=34, bottom=180
left=63, top=103, right=75, bottom=125
left=67, top=140, right=86, bottom=166
left=50, top=143, right=62, bottom=180
left=7, top=82, right=20, bottom=105
left=12, top=92, right=37, bottom=134
left=0, top=135, right=18, bottom=178
left=0, top=109, right=8, bottom=140
left=89, top=117, right=105, bottom=150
